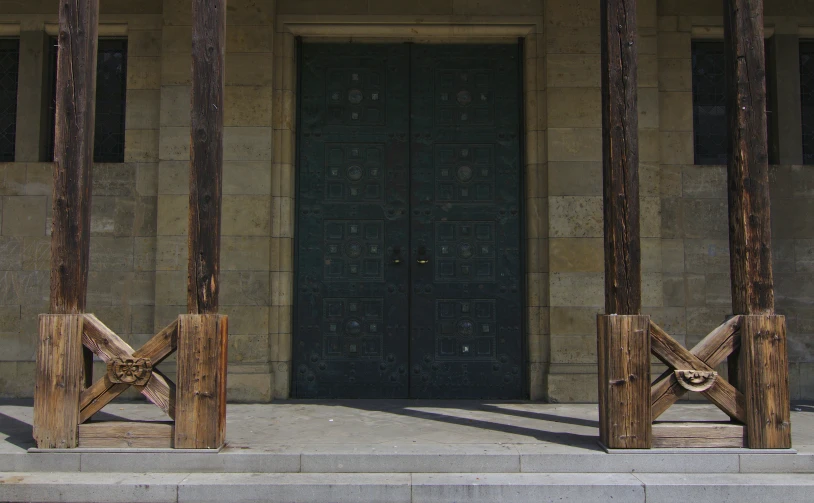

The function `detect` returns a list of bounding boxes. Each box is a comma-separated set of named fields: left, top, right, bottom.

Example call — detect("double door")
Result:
left=294, top=43, right=522, bottom=398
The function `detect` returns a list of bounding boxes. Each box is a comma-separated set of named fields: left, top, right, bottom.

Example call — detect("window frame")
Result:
left=0, top=37, right=20, bottom=162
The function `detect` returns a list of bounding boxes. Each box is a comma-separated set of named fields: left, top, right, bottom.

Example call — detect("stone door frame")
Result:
left=271, top=15, right=547, bottom=399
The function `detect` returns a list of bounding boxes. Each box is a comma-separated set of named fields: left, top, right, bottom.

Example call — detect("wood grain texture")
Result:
left=175, top=314, right=228, bottom=449
left=80, top=315, right=177, bottom=421
left=33, top=315, right=83, bottom=449
left=601, top=0, right=641, bottom=315
left=597, top=315, right=651, bottom=449
left=49, top=0, right=100, bottom=391
left=78, top=422, right=174, bottom=448
left=188, top=0, right=226, bottom=314
left=741, top=315, right=791, bottom=448
left=724, top=0, right=774, bottom=315
left=652, top=423, right=745, bottom=448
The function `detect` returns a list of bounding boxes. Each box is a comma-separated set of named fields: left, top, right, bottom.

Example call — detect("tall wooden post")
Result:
left=175, top=0, right=228, bottom=449
left=723, top=0, right=791, bottom=448
left=33, top=0, right=99, bottom=449
left=597, top=0, right=651, bottom=449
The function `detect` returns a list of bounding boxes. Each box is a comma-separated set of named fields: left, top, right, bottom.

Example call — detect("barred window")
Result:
left=0, top=39, right=20, bottom=162
left=46, top=38, right=128, bottom=163
left=801, top=41, right=814, bottom=164
left=691, top=40, right=776, bottom=165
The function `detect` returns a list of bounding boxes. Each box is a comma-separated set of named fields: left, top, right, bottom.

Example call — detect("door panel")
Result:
left=295, top=44, right=411, bottom=398
left=409, top=45, right=523, bottom=398
left=294, top=43, right=522, bottom=399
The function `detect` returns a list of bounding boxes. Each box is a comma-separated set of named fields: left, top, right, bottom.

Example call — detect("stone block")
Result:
left=659, top=91, right=693, bottom=132
left=125, top=89, right=161, bottom=130
left=658, top=31, right=691, bottom=59
left=276, top=0, right=369, bottom=15
left=639, top=128, right=660, bottom=163
left=771, top=239, right=795, bottom=273
left=156, top=235, right=187, bottom=271
left=639, top=54, right=659, bottom=88
left=682, top=165, right=727, bottom=198
left=641, top=238, right=662, bottom=272
left=158, top=127, right=189, bottom=161
left=773, top=198, right=814, bottom=239
left=662, top=273, right=685, bottom=307
left=659, top=58, right=692, bottom=92
left=157, top=195, right=188, bottom=236
left=127, top=29, right=162, bottom=58
left=684, top=239, right=730, bottom=273
left=526, top=237, right=548, bottom=273
left=550, top=335, right=596, bottom=364
left=0, top=472, right=186, bottom=502
left=224, top=162, right=272, bottom=195
left=160, top=54, right=191, bottom=86
left=224, top=127, right=272, bottom=161
left=0, top=164, right=26, bottom=195
left=0, top=237, right=22, bottom=270
left=159, top=86, right=191, bottom=128
left=2, top=196, right=46, bottom=236
left=155, top=270, right=186, bottom=306
left=649, top=307, right=687, bottom=336
left=546, top=0, right=600, bottom=27
left=525, top=197, right=548, bottom=239
left=229, top=334, right=271, bottom=364
left=136, top=163, right=158, bottom=197
left=226, top=26, right=274, bottom=53
left=549, top=272, right=604, bottom=307
left=157, top=161, right=189, bottom=196
left=635, top=473, right=814, bottom=503
left=547, top=88, right=600, bottom=128
left=226, top=86, right=272, bottom=127
left=226, top=372, right=273, bottom=402
left=222, top=236, right=270, bottom=271
left=549, top=196, right=602, bottom=238
left=638, top=87, right=659, bottom=129
left=682, top=199, right=728, bottom=238
left=660, top=165, right=682, bottom=197
left=549, top=238, right=603, bottom=272
left=548, top=162, right=600, bottom=196
left=367, top=0, right=454, bottom=14
left=526, top=272, right=549, bottom=307
left=548, top=128, right=601, bottom=162
left=548, top=373, right=598, bottom=402
left=220, top=271, right=270, bottom=306
left=641, top=196, right=662, bottom=237
left=24, top=163, right=52, bottom=196
left=547, top=54, right=600, bottom=88
left=660, top=131, right=694, bottom=165
left=92, top=164, right=137, bottom=197
left=89, top=237, right=134, bottom=271
left=127, top=57, right=161, bottom=90
left=685, top=274, right=706, bottom=307
left=660, top=198, right=683, bottom=239
left=223, top=196, right=270, bottom=236
left=660, top=239, right=684, bottom=273
left=546, top=26, right=599, bottom=55
left=125, top=129, right=160, bottom=162
left=226, top=54, right=274, bottom=87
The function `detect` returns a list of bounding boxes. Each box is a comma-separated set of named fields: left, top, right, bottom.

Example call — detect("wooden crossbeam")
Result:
left=650, top=317, right=745, bottom=422
left=79, top=315, right=178, bottom=423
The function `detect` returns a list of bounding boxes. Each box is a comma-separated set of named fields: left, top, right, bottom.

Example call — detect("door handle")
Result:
left=416, top=245, right=429, bottom=265
left=391, top=246, right=402, bottom=264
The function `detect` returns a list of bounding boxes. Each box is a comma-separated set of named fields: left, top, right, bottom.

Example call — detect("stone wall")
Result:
left=0, top=0, right=813, bottom=402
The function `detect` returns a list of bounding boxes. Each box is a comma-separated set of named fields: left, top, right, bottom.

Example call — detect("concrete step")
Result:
left=1, top=471, right=814, bottom=503
left=4, top=446, right=813, bottom=474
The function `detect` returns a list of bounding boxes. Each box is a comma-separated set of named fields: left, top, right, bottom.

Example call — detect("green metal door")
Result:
left=295, top=43, right=522, bottom=399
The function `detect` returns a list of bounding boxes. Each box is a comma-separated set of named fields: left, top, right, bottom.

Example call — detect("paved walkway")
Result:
left=1, top=399, right=812, bottom=453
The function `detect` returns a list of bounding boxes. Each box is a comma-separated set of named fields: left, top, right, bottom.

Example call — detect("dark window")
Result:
left=0, top=39, right=20, bottom=162
left=46, top=38, right=128, bottom=163
left=801, top=41, right=814, bottom=164
left=691, top=40, right=776, bottom=165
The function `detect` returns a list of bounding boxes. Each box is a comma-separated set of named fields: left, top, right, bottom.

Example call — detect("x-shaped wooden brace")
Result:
left=650, top=316, right=746, bottom=423
left=79, top=314, right=178, bottom=423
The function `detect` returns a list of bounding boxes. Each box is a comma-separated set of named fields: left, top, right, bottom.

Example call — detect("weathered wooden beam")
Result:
left=597, top=315, right=651, bottom=449
left=652, top=422, right=745, bottom=448
left=601, top=0, right=641, bottom=315
left=49, top=0, right=99, bottom=389
left=741, top=315, right=791, bottom=448
left=188, top=0, right=226, bottom=314
left=723, top=0, right=774, bottom=315
left=79, top=421, right=174, bottom=449
left=175, top=314, right=228, bottom=449
left=33, top=315, right=84, bottom=448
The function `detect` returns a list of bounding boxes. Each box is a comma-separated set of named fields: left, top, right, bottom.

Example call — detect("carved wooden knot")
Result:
left=107, top=358, right=153, bottom=386
left=674, top=370, right=717, bottom=392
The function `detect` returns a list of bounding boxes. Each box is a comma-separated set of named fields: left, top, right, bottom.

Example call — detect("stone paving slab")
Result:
left=634, top=473, right=814, bottom=503
left=0, top=472, right=185, bottom=503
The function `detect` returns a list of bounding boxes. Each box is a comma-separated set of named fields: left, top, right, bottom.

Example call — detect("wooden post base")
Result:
left=33, top=314, right=84, bottom=449
left=597, top=315, right=652, bottom=449
left=174, top=314, right=228, bottom=449
left=741, top=315, right=791, bottom=449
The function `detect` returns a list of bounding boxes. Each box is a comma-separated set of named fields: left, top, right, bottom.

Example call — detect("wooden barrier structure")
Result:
left=597, top=0, right=791, bottom=450
left=33, top=0, right=228, bottom=449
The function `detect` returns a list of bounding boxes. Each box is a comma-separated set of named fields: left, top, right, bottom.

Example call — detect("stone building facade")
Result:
left=0, top=0, right=812, bottom=402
